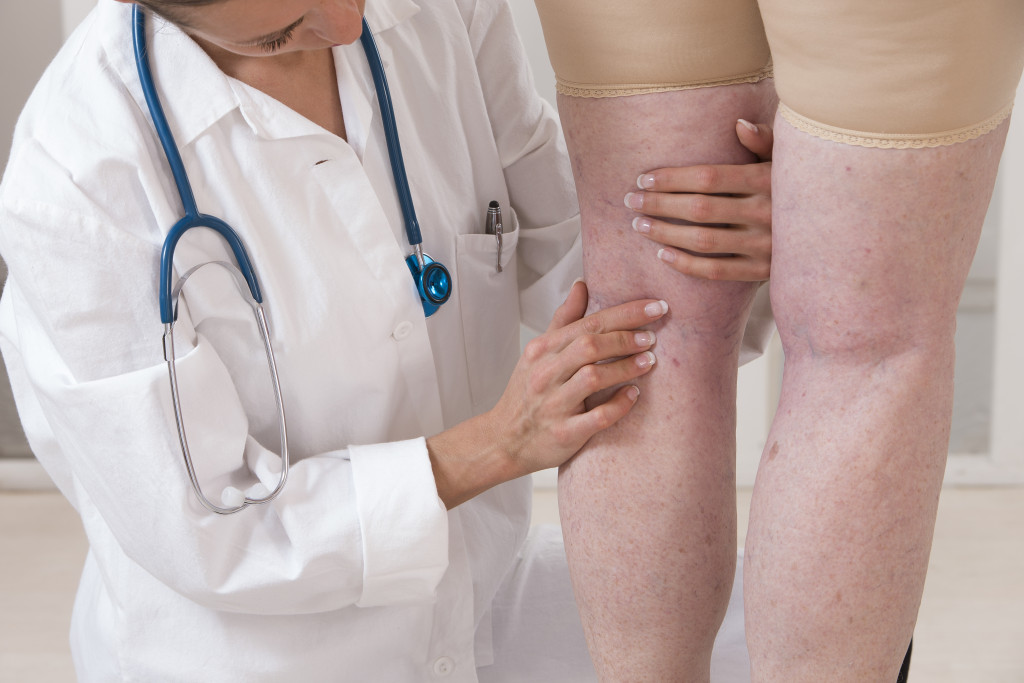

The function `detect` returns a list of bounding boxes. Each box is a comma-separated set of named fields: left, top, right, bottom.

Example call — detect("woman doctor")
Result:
left=0, top=0, right=775, bottom=680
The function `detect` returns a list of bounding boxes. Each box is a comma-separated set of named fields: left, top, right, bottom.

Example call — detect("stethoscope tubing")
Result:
left=359, top=19, right=424, bottom=248
left=131, top=6, right=195, bottom=217
left=133, top=7, right=264, bottom=324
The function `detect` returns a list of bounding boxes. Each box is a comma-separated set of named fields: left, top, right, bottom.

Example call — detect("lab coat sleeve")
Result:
left=0, top=156, right=449, bottom=615
left=460, top=0, right=584, bottom=332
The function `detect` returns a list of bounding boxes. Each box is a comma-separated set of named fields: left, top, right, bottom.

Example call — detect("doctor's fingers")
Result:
left=635, top=162, right=772, bottom=198
left=559, top=385, right=642, bottom=448
left=546, top=279, right=590, bottom=332
left=635, top=219, right=772, bottom=260
left=523, top=328, right=657, bottom=397
left=530, top=298, right=670, bottom=361
left=627, top=190, right=771, bottom=228
left=735, top=119, right=775, bottom=161
left=656, top=248, right=771, bottom=282
left=547, top=353, right=654, bottom=420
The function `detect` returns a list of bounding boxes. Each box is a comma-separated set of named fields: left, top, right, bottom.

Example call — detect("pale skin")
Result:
left=557, top=77, right=1009, bottom=683
left=121, top=0, right=775, bottom=509
left=558, top=83, right=778, bottom=682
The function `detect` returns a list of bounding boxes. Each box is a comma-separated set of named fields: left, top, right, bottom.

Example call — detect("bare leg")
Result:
left=557, top=82, right=777, bottom=681
left=746, top=117, right=1010, bottom=681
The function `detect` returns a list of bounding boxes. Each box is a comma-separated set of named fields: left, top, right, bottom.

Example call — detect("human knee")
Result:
left=775, top=299, right=956, bottom=368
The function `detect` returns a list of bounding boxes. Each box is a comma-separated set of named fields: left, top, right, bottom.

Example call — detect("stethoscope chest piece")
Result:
left=406, top=251, right=452, bottom=317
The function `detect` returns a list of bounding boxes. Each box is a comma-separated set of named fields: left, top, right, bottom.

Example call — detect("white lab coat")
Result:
left=0, top=0, right=763, bottom=680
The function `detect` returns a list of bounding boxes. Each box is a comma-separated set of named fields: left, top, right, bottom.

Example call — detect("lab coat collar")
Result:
left=99, top=0, right=420, bottom=149
left=99, top=1, right=246, bottom=149
left=365, top=0, right=421, bottom=35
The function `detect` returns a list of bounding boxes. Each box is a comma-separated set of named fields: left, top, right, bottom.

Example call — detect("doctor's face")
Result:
left=138, top=0, right=368, bottom=57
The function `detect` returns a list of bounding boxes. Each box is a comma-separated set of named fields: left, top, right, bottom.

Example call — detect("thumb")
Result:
left=736, top=119, right=774, bottom=161
left=547, top=279, right=588, bottom=332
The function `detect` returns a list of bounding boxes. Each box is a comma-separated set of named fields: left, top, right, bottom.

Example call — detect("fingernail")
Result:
left=626, top=385, right=640, bottom=402
left=738, top=118, right=759, bottom=134
left=634, top=330, right=655, bottom=346
left=637, top=174, right=656, bottom=189
left=572, top=277, right=586, bottom=286
left=644, top=300, right=668, bottom=317
left=635, top=351, right=656, bottom=369
left=657, top=248, right=677, bottom=264
left=624, top=192, right=643, bottom=210
left=632, top=217, right=652, bottom=234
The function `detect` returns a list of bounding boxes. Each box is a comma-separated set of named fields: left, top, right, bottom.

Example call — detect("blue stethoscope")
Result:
left=133, top=6, right=452, bottom=514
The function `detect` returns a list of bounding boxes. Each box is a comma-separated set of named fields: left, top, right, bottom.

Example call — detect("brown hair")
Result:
left=133, top=0, right=223, bottom=28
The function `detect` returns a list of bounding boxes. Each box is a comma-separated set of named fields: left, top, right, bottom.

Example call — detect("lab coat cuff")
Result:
left=349, top=437, right=450, bottom=607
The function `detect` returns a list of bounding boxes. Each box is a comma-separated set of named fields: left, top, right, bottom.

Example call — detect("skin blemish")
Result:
left=767, top=440, right=780, bottom=462
left=672, top=358, right=681, bottom=367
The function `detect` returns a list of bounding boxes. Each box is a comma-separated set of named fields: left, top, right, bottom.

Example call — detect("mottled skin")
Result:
left=557, top=78, right=1008, bottom=682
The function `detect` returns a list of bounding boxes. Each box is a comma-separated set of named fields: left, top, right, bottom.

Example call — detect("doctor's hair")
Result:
left=133, top=0, right=223, bottom=27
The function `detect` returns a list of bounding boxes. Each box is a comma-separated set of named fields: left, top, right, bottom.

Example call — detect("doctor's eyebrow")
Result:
left=239, top=16, right=305, bottom=50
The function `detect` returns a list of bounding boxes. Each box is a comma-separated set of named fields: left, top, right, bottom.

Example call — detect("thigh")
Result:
left=556, top=83, right=776, bottom=322
left=760, top=0, right=1024, bottom=146
left=768, top=115, right=1011, bottom=361
left=533, top=0, right=771, bottom=97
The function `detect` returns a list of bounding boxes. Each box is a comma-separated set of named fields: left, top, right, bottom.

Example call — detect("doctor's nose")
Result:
left=312, top=0, right=368, bottom=45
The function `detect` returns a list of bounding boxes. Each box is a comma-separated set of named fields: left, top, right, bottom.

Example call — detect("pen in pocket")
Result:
left=485, top=200, right=503, bottom=273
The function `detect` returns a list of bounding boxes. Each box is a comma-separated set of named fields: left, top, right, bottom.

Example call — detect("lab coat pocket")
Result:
left=456, top=208, right=521, bottom=412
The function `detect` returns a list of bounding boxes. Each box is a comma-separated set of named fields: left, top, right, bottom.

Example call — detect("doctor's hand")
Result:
left=426, top=281, right=666, bottom=509
left=627, top=118, right=774, bottom=282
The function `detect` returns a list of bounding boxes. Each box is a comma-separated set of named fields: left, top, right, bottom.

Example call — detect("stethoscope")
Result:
left=132, top=6, right=452, bottom=514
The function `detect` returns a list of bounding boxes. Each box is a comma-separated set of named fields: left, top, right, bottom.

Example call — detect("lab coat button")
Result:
left=432, top=656, right=455, bottom=676
left=392, top=321, right=414, bottom=341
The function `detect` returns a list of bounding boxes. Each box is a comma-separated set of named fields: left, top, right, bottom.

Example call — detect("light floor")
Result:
left=2, top=487, right=1022, bottom=682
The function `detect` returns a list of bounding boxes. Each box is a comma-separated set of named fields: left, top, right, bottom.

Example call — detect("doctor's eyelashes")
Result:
left=247, top=18, right=303, bottom=53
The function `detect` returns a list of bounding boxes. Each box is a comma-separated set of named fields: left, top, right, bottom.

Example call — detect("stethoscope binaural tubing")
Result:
left=133, top=6, right=264, bottom=326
